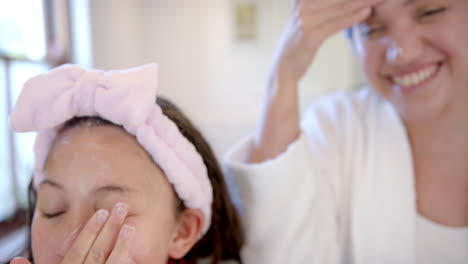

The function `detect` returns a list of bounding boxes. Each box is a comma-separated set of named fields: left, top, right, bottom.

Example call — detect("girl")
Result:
left=9, top=64, right=243, bottom=264
left=224, top=0, right=468, bottom=263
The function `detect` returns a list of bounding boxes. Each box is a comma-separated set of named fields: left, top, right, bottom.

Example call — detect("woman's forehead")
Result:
left=371, top=0, right=416, bottom=17
left=373, top=0, right=451, bottom=16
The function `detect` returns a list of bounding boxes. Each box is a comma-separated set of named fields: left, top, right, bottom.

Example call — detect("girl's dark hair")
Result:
left=25, top=97, right=243, bottom=263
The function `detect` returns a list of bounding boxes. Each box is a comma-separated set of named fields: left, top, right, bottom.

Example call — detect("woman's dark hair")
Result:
left=344, top=28, right=353, bottom=41
left=24, top=97, right=244, bottom=263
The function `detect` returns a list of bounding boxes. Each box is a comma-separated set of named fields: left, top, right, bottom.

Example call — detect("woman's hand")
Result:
left=251, top=0, right=382, bottom=162
left=273, top=0, right=381, bottom=82
left=11, top=203, right=135, bottom=264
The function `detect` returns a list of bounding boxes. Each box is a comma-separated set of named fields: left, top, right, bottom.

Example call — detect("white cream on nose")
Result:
left=386, top=41, right=403, bottom=62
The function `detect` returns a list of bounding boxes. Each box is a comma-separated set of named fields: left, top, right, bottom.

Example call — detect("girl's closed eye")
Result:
left=41, top=210, right=66, bottom=219
left=37, top=192, right=67, bottom=220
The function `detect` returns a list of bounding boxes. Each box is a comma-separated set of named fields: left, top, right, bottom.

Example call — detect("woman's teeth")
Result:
left=392, top=65, right=438, bottom=87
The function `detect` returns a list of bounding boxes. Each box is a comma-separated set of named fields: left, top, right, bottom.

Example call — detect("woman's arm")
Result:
left=250, top=0, right=379, bottom=163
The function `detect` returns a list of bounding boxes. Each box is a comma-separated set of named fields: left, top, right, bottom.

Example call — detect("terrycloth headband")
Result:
left=9, top=63, right=213, bottom=234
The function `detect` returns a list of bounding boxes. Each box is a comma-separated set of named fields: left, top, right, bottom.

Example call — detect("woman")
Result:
left=224, top=0, right=468, bottom=263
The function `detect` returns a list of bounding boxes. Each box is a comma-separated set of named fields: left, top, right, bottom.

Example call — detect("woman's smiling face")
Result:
left=31, top=124, right=182, bottom=264
left=353, top=0, right=468, bottom=122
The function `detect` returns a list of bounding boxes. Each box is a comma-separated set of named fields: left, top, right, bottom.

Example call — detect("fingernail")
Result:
left=11, top=257, right=27, bottom=264
left=96, top=209, right=109, bottom=224
left=121, top=224, right=135, bottom=239
left=114, top=203, right=128, bottom=217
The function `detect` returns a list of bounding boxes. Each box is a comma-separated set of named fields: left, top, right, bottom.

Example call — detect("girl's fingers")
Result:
left=10, top=257, right=32, bottom=264
left=83, top=203, right=129, bottom=264
left=106, top=224, right=135, bottom=264
left=62, top=209, right=109, bottom=264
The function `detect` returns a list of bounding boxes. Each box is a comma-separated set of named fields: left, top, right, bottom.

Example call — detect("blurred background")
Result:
left=0, top=0, right=362, bottom=261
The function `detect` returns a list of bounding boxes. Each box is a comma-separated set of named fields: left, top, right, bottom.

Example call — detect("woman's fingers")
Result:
left=83, top=203, right=129, bottom=264
left=274, top=0, right=382, bottom=81
left=10, top=257, right=32, bottom=264
left=300, top=0, right=377, bottom=37
left=62, top=209, right=109, bottom=264
left=317, top=5, right=373, bottom=39
left=106, top=224, right=135, bottom=264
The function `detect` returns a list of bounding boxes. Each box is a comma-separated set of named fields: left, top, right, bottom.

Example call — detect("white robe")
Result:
left=223, top=89, right=417, bottom=264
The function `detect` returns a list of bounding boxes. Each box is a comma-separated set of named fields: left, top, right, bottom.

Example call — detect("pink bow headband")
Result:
left=9, top=63, right=213, bottom=234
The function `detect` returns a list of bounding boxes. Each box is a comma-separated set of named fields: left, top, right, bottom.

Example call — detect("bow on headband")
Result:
left=9, top=63, right=213, bottom=234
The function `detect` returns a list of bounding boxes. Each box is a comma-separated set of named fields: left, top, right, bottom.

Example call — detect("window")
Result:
left=0, top=0, right=47, bottom=60
left=0, top=1, right=75, bottom=260
left=0, top=60, right=15, bottom=221
left=0, top=0, right=71, bottom=222
left=11, top=62, right=49, bottom=206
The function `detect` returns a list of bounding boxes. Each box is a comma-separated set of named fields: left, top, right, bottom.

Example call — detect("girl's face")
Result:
left=31, top=125, right=189, bottom=264
left=353, top=0, right=468, bottom=122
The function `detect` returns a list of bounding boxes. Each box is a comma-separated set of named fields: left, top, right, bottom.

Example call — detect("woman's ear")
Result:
left=168, top=209, right=205, bottom=259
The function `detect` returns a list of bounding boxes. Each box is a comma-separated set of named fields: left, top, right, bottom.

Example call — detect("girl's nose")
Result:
left=56, top=208, right=95, bottom=257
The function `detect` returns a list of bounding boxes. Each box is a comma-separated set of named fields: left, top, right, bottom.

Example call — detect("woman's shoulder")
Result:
left=302, top=88, right=390, bottom=129
left=300, top=87, right=398, bottom=149
left=304, top=88, right=385, bottom=117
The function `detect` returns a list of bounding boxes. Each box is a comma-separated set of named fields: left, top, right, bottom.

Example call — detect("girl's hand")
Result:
left=62, top=203, right=135, bottom=264
left=273, top=0, right=382, bottom=83
left=12, top=203, right=135, bottom=264
left=10, top=257, right=32, bottom=264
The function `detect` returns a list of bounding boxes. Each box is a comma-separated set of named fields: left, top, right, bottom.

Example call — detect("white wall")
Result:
left=89, top=0, right=361, bottom=157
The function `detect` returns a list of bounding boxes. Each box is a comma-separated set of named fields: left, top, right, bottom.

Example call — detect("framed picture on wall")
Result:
left=234, top=2, right=257, bottom=41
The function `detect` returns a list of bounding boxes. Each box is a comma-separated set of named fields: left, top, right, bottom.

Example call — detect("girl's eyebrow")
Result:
left=39, top=179, right=64, bottom=191
left=39, top=180, right=137, bottom=195
left=93, top=185, right=137, bottom=195
left=404, top=0, right=418, bottom=6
